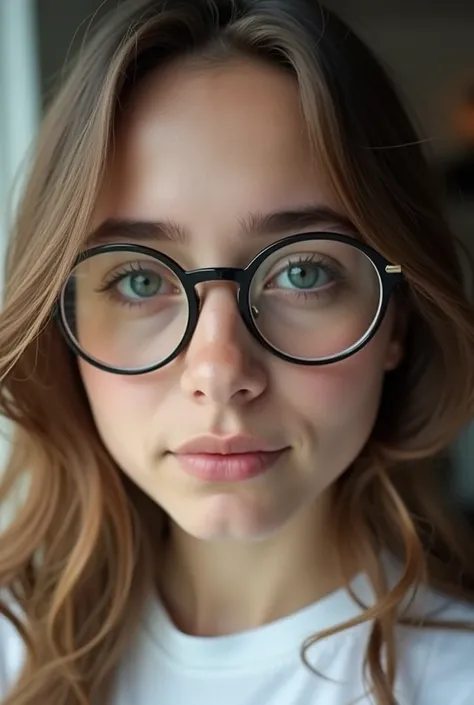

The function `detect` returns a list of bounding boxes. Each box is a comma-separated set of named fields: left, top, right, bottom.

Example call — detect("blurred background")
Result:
left=0, top=0, right=473, bottom=507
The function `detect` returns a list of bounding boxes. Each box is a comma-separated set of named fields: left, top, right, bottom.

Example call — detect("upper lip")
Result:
left=172, top=435, right=287, bottom=455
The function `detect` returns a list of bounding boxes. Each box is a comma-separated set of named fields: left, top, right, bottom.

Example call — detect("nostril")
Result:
left=237, top=388, right=254, bottom=401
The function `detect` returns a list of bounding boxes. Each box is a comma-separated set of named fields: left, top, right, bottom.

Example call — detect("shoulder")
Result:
left=399, top=593, right=474, bottom=705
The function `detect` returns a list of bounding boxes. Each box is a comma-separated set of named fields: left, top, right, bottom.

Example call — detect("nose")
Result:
left=180, top=287, right=267, bottom=406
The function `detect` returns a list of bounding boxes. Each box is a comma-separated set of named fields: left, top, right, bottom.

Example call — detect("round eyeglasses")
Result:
left=56, top=233, right=403, bottom=375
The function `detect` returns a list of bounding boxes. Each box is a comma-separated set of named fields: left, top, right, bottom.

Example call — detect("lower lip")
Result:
left=173, top=450, right=286, bottom=482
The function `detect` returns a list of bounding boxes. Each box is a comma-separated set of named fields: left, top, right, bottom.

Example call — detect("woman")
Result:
left=0, top=0, right=473, bottom=703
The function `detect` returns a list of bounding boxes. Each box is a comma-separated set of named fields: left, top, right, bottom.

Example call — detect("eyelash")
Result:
left=96, top=262, right=149, bottom=292
left=266, top=254, right=342, bottom=296
left=95, top=262, right=161, bottom=308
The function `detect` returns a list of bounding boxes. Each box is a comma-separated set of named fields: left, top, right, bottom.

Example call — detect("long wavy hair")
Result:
left=1, top=1, right=474, bottom=703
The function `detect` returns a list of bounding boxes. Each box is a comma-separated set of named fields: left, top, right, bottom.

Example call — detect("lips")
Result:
left=170, top=435, right=289, bottom=483
left=172, top=435, right=285, bottom=455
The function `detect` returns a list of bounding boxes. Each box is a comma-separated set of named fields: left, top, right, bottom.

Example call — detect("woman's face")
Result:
left=80, top=58, right=402, bottom=541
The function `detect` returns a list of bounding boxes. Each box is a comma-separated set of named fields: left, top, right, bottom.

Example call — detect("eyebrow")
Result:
left=85, top=205, right=355, bottom=247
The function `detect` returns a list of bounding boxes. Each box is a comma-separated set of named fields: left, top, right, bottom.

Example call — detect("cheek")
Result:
left=78, top=361, right=174, bottom=456
left=276, top=336, right=389, bottom=429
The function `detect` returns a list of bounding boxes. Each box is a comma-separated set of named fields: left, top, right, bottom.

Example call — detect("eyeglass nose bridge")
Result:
left=186, top=267, right=247, bottom=286
left=184, top=267, right=261, bottom=321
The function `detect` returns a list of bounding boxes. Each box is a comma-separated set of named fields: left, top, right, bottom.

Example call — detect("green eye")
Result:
left=276, top=262, right=333, bottom=290
left=117, top=271, right=163, bottom=300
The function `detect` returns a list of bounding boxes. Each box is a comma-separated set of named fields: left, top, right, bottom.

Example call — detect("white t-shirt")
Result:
left=1, top=568, right=474, bottom=705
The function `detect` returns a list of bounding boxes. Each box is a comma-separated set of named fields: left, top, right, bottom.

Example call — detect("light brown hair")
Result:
left=1, top=1, right=474, bottom=703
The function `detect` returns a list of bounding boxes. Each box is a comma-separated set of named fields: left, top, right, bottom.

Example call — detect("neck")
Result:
left=158, top=492, right=353, bottom=636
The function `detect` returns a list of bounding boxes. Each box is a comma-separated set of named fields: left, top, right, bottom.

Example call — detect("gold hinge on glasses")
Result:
left=385, top=264, right=402, bottom=274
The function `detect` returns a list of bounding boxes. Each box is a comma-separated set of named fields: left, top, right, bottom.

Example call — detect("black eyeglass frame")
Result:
left=56, top=232, right=403, bottom=375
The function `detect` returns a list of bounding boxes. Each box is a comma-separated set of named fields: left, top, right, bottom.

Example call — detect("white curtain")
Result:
left=0, top=0, right=41, bottom=278
left=0, top=0, right=41, bottom=473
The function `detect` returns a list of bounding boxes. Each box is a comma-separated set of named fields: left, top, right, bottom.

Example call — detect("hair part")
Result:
left=1, top=1, right=474, bottom=704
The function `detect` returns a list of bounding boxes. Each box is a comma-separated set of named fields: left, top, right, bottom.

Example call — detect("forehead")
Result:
left=93, top=57, right=345, bottom=246
left=117, top=56, right=308, bottom=167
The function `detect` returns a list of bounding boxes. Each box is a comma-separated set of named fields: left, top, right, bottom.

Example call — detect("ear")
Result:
left=384, top=340, right=404, bottom=371
left=383, top=304, right=406, bottom=372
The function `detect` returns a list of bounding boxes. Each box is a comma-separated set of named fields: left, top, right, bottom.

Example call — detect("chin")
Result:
left=166, top=492, right=296, bottom=542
